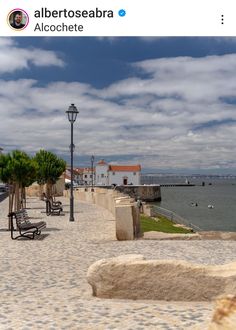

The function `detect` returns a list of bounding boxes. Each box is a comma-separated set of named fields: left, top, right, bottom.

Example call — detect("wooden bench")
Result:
left=42, top=194, right=63, bottom=215
left=42, top=193, right=62, bottom=206
left=50, top=196, right=62, bottom=207
left=9, top=209, right=46, bottom=240
left=45, top=199, right=63, bottom=216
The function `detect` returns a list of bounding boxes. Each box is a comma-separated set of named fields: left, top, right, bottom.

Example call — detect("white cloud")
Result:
left=1, top=46, right=236, bottom=171
left=0, top=38, right=64, bottom=74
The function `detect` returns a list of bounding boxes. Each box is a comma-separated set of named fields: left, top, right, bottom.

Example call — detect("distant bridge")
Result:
left=160, top=183, right=195, bottom=187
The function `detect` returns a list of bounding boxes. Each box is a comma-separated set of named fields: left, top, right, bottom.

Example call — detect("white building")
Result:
left=82, top=167, right=95, bottom=186
left=65, top=167, right=95, bottom=186
left=95, top=160, right=109, bottom=185
left=95, top=159, right=141, bottom=186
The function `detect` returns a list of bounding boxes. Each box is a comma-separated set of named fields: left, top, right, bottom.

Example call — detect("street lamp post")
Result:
left=91, top=155, right=94, bottom=192
left=66, top=103, right=79, bottom=222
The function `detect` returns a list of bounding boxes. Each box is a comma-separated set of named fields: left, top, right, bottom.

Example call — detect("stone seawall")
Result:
left=64, top=187, right=141, bottom=241
left=90, top=185, right=161, bottom=202
left=114, top=185, right=161, bottom=202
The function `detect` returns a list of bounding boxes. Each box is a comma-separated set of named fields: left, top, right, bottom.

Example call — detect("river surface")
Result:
left=143, top=176, right=236, bottom=231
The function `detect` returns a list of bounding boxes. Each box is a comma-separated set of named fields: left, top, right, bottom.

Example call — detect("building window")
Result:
left=101, top=174, right=104, bottom=178
left=133, top=172, right=136, bottom=175
left=113, top=172, right=115, bottom=175
left=90, top=175, right=92, bottom=178
left=85, top=175, right=87, bottom=178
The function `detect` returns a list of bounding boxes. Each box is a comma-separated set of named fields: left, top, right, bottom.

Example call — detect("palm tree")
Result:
left=34, top=150, right=66, bottom=199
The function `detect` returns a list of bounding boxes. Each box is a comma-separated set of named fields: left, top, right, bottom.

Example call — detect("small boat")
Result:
left=208, top=204, right=214, bottom=209
left=191, top=202, right=198, bottom=207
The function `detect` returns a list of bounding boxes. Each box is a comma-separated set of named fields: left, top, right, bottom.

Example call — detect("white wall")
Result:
left=108, top=171, right=140, bottom=185
left=83, top=172, right=94, bottom=185
left=95, top=164, right=109, bottom=185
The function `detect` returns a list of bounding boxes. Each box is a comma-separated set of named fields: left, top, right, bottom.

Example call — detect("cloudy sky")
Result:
left=1, top=37, right=236, bottom=173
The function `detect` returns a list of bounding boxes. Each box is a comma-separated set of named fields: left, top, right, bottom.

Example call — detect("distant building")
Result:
left=74, top=168, right=84, bottom=185
left=95, top=159, right=109, bottom=185
left=82, top=167, right=94, bottom=186
left=65, top=167, right=95, bottom=185
left=95, top=159, right=141, bottom=186
left=65, top=160, right=141, bottom=186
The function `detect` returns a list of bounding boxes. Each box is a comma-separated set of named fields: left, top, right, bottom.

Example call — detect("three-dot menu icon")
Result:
left=221, top=14, right=224, bottom=25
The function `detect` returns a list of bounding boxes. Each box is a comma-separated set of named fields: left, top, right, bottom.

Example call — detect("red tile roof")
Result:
left=97, top=159, right=107, bottom=165
left=109, top=165, right=141, bottom=172
left=74, top=168, right=84, bottom=174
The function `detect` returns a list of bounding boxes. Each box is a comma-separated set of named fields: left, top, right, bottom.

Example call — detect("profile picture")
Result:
left=8, top=9, right=29, bottom=31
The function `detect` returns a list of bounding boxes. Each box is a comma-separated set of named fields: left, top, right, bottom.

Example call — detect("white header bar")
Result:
left=0, top=0, right=235, bottom=36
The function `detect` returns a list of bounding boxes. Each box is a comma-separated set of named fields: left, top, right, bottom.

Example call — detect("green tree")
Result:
left=0, top=150, right=37, bottom=229
left=34, top=150, right=66, bottom=199
left=0, top=153, right=13, bottom=216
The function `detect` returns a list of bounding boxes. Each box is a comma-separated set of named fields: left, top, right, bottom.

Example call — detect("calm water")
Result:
left=147, top=177, right=236, bottom=231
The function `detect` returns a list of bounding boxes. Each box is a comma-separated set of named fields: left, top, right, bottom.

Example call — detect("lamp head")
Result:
left=66, top=103, right=79, bottom=123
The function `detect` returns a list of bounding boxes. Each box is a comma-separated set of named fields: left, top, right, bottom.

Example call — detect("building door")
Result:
left=123, top=177, right=128, bottom=185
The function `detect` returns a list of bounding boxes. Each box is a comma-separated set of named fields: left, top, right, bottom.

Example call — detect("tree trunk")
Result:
left=21, top=187, right=26, bottom=209
left=46, top=182, right=53, bottom=199
left=52, top=184, right=56, bottom=200
left=10, top=184, right=15, bottom=213
left=39, top=184, right=43, bottom=200
left=14, top=182, right=21, bottom=211
left=46, top=183, right=49, bottom=199
left=8, top=185, right=12, bottom=214
left=8, top=184, right=15, bottom=230
left=20, top=186, right=23, bottom=209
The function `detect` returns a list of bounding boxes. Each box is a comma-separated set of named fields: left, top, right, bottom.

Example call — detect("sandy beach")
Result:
left=0, top=196, right=236, bottom=329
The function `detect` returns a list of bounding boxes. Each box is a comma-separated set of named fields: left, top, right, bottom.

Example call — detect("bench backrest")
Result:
left=14, top=210, right=31, bottom=228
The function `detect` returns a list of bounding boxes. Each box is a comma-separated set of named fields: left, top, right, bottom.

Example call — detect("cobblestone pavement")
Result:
left=0, top=197, right=236, bottom=330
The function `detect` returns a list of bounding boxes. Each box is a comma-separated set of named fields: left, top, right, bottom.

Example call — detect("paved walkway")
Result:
left=0, top=197, right=236, bottom=330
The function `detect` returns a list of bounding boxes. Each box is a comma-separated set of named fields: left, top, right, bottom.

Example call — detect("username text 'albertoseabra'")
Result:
left=34, top=8, right=114, bottom=32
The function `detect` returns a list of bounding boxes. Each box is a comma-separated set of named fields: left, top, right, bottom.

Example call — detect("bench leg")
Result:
left=11, top=228, right=41, bottom=240
left=50, top=210, right=61, bottom=216
left=11, top=233, right=34, bottom=240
